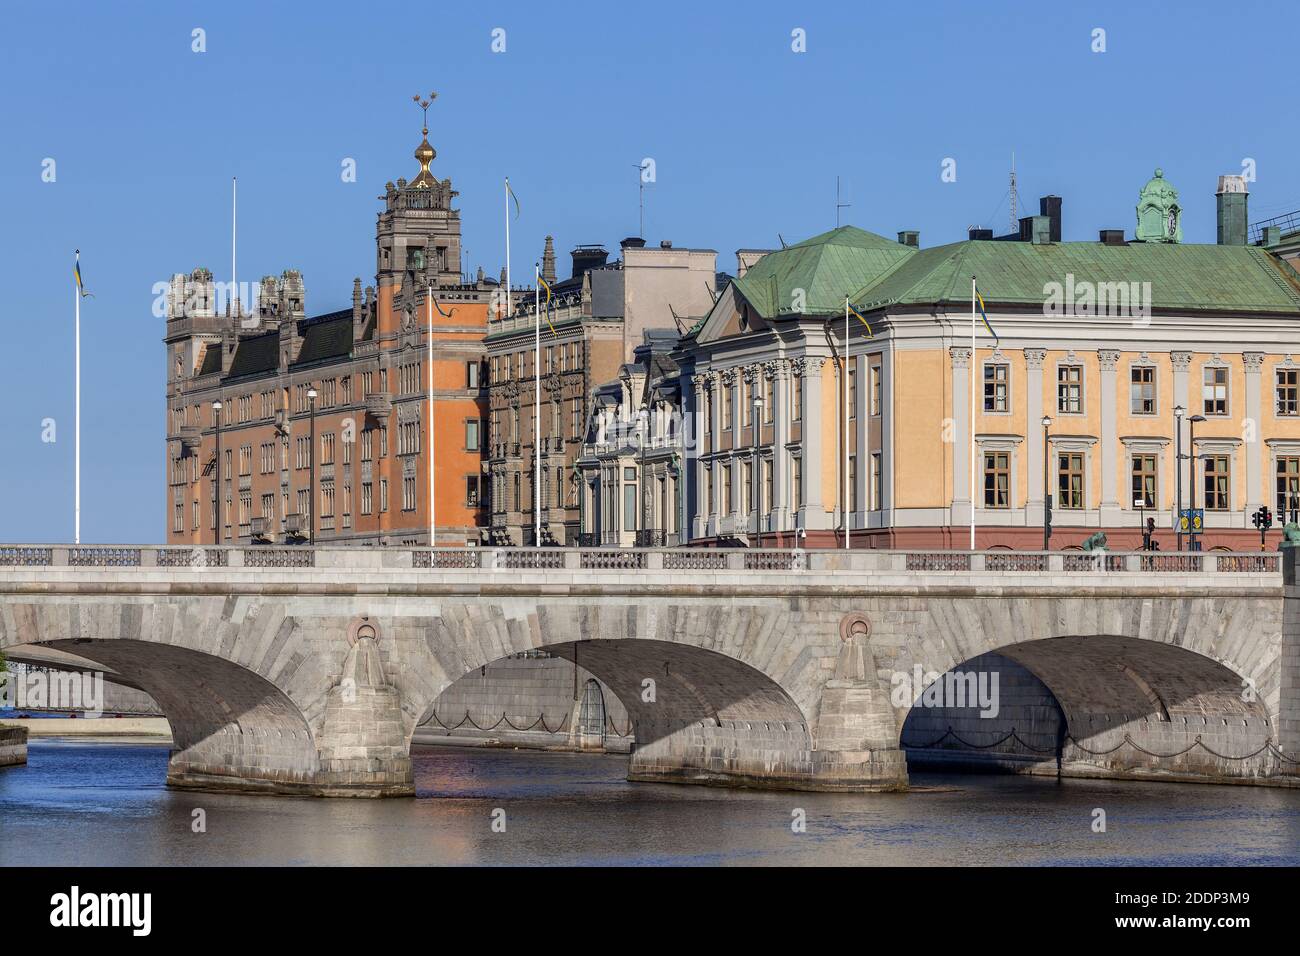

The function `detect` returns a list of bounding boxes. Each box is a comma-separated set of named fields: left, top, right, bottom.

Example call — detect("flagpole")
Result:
left=843, top=295, right=850, bottom=551
left=970, top=276, right=977, bottom=551
left=534, top=263, right=541, bottom=547
left=436, top=283, right=441, bottom=548
left=74, top=251, right=81, bottom=545
left=231, top=177, right=237, bottom=319
left=504, top=178, right=511, bottom=314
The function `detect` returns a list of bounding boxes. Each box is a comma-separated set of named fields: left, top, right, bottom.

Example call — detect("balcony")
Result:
left=178, top=426, right=201, bottom=456
left=284, top=513, right=304, bottom=534
left=364, top=393, right=392, bottom=419
left=250, top=516, right=270, bottom=539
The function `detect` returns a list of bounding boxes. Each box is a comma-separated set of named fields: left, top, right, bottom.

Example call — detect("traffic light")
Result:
left=1144, top=516, right=1156, bottom=551
left=1044, top=495, right=1053, bottom=545
left=1253, top=506, right=1274, bottom=551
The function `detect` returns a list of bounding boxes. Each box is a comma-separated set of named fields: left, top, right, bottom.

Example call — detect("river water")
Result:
left=2, top=738, right=1299, bottom=866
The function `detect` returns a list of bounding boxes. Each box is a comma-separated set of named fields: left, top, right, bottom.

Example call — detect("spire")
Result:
left=542, top=235, right=557, bottom=284
left=410, top=92, right=438, bottom=188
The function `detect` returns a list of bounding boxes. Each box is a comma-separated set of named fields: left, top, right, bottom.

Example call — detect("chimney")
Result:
left=1029, top=215, right=1052, bottom=245
left=968, top=227, right=994, bottom=241
left=1216, top=175, right=1248, bottom=246
left=1039, top=196, right=1062, bottom=243
left=620, top=236, right=647, bottom=250
left=351, top=277, right=365, bottom=339
left=570, top=245, right=609, bottom=279
left=659, top=240, right=673, bottom=249
left=897, top=230, right=919, bottom=248
left=1262, top=225, right=1282, bottom=247
left=1099, top=229, right=1127, bottom=246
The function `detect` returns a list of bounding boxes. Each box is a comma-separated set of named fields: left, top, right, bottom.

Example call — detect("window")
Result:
left=791, top=376, right=803, bottom=422
left=361, top=430, right=373, bottom=462
left=624, top=467, right=638, bottom=531
left=1057, top=452, right=1084, bottom=509
left=1203, top=366, right=1228, bottom=416
left=983, top=363, right=1009, bottom=413
left=762, top=458, right=773, bottom=514
left=983, top=451, right=1010, bottom=508
left=572, top=399, right=582, bottom=439
left=870, top=365, right=882, bottom=416
left=239, top=444, right=252, bottom=476
left=380, top=478, right=388, bottom=513
left=467, top=361, right=480, bottom=389
left=1277, top=369, right=1298, bottom=417
left=722, top=383, right=734, bottom=429
left=848, top=455, right=858, bottom=511
left=1130, top=366, right=1156, bottom=415
left=1057, top=365, right=1083, bottom=414
left=848, top=367, right=857, bottom=419
left=741, top=460, right=752, bottom=515
left=791, top=455, right=803, bottom=510
left=723, top=464, right=734, bottom=515
left=361, top=482, right=373, bottom=515
left=321, top=432, right=335, bottom=466
left=1131, top=455, right=1157, bottom=508
left=402, top=475, right=416, bottom=512
left=1277, top=457, right=1300, bottom=518
left=466, top=476, right=480, bottom=507
left=465, top=419, right=480, bottom=451
left=1203, top=455, right=1230, bottom=510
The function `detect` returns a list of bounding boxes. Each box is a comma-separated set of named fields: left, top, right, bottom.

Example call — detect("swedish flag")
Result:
left=506, top=180, right=521, bottom=220
left=847, top=299, right=873, bottom=338
left=538, top=275, right=558, bottom=336
left=73, top=251, right=92, bottom=298
left=974, top=285, right=998, bottom=344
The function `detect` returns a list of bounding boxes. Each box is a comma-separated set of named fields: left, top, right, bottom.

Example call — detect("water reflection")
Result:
left=2, top=738, right=1299, bottom=866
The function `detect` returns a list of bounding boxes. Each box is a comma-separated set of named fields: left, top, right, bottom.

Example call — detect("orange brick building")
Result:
left=164, top=121, right=512, bottom=546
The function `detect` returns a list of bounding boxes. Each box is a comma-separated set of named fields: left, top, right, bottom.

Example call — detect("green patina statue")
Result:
left=1081, top=531, right=1108, bottom=552
left=1279, top=522, right=1300, bottom=549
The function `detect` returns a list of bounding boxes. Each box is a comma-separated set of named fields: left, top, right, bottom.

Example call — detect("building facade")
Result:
left=164, top=120, right=500, bottom=547
left=677, top=171, right=1300, bottom=551
left=483, top=238, right=715, bottom=545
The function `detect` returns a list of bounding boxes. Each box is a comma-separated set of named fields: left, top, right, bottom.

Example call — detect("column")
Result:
left=690, top=376, right=707, bottom=539
left=1245, top=352, right=1265, bottom=516
left=1098, top=349, right=1122, bottom=525
left=950, top=347, right=972, bottom=527
left=768, top=361, right=788, bottom=533
left=1024, top=349, right=1046, bottom=526
left=880, top=344, right=894, bottom=519
left=1171, top=351, right=1192, bottom=528
left=854, top=354, right=868, bottom=528
left=801, top=357, right=828, bottom=529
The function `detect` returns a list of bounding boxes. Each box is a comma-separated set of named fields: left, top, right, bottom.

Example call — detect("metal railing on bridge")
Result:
left=0, top=545, right=1283, bottom=575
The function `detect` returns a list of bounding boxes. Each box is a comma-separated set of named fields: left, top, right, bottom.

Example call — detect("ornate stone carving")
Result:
left=1024, top=348, right=1047, bottom=370
left=1171, top=350, right=1193, bottom=370
left=950, top=347, right=971, bottom=369
left=1098, top=349, right=1121, bottom=371
left=1243, top=352, right=1265, bottom=371
left=719, top=368, right=737, bottom=387
left=742, top=365, right=757, bottom=385
left=789, top=358, right=807, bottom=377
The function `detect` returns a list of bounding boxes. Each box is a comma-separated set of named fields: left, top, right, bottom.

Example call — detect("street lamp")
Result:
left=1187, top=413, right=1206, bottom=551
left=212, top=400, right=223, bottom=544
left=307, top=385, right=318, bottom=546
left=1041, top=415, right=1052, bottom=551
left=752, top=394, right=764, bottom=545
left=1174, top=404, right=1185, bottom=551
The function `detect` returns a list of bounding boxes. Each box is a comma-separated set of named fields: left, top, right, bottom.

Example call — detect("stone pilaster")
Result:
left=767, top=361, right=788, bottom=533
left=801, top=357, right=828, bottom=529
left=1171, top=350, right=1193, bottom=527
left=1024, top=349, right=1047, bottom=524
left=1245, top=352, right=1265, bottom=517
left=1280, top=547, right=1300, bottom=774
left=950, top=347, right=972, bottom=527
left=1099, top=349, right=1122, bottom=524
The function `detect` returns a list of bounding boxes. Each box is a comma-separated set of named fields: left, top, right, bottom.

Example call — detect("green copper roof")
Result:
left=730, top=226, right=916, bottom=317
left=850, top=240, right=1300, bottom=314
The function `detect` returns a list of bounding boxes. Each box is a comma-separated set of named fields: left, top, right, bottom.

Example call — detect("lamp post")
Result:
left=1174, top=404, right=1185, bottom=551
left=1041, top=415, right=1052, bottom=551
left=212, top=400, right=223, bottom=544
left=307, top=385, right=318, bottom=546
left=752, top=394, right=763, bottom=546
left=638, top=403, right=649, bottom=546
left=1188, top=413, right=1206, bottom=551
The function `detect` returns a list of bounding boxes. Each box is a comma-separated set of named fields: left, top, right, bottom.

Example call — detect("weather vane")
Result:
left=412, top=91, right=437, bottom=132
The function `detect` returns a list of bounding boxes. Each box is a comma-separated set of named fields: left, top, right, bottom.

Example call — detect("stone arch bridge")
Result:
left=1, top=544, right=1297, bottom=796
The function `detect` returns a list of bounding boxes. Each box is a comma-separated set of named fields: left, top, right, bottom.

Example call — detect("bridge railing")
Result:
left=0, top=544, right=1283, bottom=575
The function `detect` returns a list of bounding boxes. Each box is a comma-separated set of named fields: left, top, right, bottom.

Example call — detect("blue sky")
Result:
left=2, top=0, right=1296, bottom=543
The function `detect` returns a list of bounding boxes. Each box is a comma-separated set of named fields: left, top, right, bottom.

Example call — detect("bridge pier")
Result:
left=1278, top=545, right=1300, bottom=777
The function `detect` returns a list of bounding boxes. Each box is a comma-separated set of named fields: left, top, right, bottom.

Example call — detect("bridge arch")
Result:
left=893, top=625, right=1277, bottom=781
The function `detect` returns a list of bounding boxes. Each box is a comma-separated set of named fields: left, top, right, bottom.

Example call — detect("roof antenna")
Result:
left=778, top=233, right=788, bottom=249
left=1009, top=152, right=1018, bottom=233
left=835, top=175, right=851, bottom=228
left=668, top=303, right=686, bottom=335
